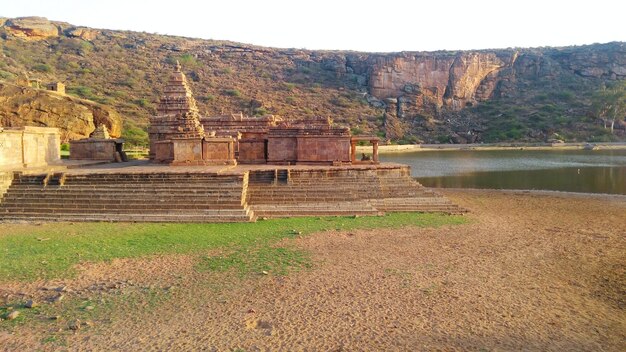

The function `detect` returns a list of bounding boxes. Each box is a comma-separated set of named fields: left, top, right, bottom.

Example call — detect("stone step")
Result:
left=248, top=185, right=429, bottom=194
left=247, top=193, right=434, bottom=203
left=61, top=180, right=244, bottom=186
left=0, top=213, right=254, bottom=223
left=369, top=197, right=454, bottom=204
left=3, top=191, right=244, bottom=199
left=0, top=199, right=244, bottom=209
left=0, top=207, right=251, bottom=215
left=253, top=210, right=380, bottom=218
left=7, top=187, right=244, bottom=194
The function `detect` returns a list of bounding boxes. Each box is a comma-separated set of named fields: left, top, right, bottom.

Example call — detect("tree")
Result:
left=591, top=82, right=626, bottom=133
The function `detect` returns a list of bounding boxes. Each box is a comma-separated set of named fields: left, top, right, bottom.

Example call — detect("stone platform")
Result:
left=0, top=161, right=466, bottom=222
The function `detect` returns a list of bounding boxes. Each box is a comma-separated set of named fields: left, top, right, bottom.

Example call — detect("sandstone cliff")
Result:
left=0, top=82, right=122, bottom=142
left=0, top=17, right=623, bottom=144
left=2, top=17, right=60, bottom=41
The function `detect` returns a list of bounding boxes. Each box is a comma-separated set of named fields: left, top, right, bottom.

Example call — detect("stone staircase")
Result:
left=0, top=172, right=255, bottom=222
left=0, top=172, right=13, bottom=202
left=247, top=168, right=467, bottom=218
left=0, top=166, right=466, bottom=223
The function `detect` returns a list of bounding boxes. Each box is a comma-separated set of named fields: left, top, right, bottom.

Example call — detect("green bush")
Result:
left=121, top=120, right=149, bottom=147
left=254, top=107, right=269, bottom=116
left=0, top=70, right=14, bottom=79
left=32, top=63, right=52, bottom=73
left=134, top=98, right=151, bottom=108
left=436, top=135, right=450, bottom=143
left=67, top=86, right=95, bottom=99
left=224, top=89, right=242, bottom=97
left=330, top=96, right=351, bottom=108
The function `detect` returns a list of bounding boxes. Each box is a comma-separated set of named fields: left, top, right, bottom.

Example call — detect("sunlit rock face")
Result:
left=0, top=82, right=122, bottom=142
left=3, top=17, right=60, bottom=41
left=367, top=51, right=515, bottom=112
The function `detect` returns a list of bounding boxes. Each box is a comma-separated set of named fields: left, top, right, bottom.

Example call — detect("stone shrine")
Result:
left=70, top=124, right=126, bottom=162
left=149, top=61, right=235, bottom=165
left=150, top=63, right=379, bottom=165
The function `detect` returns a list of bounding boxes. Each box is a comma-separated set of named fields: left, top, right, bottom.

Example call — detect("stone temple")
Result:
left=0, top=63, right=466, bottom=222
left=149, top=62, right=379, bottom=166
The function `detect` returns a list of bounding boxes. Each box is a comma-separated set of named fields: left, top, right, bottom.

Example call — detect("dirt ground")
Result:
left=1, top=190, right=625, bottom=351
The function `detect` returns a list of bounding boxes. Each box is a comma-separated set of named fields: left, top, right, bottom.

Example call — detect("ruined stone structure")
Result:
left=46, top=82, right=65, bottom=94
left=70, top=125, right=126, bottom=162
left=0, top=126, right=60, bottom=170
left=149, top=62, right=235, bottom=165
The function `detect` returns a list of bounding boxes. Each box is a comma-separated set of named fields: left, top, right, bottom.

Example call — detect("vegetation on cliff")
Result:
left=0, top=17, right=624, bottom=145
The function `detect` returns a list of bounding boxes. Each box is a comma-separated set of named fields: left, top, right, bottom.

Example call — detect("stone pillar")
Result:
left=372, top=140, right=379, bottom=163
left=350, top=140, right=357, bottom=163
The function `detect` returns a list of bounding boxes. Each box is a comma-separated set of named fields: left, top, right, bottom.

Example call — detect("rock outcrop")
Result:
left=0, top=82, right=122, bottom=142
left=365, top=51, right=515, bottom=113
left=65, top=27, right=99, bottom=41
left=3, top=17, right=59, bottom=41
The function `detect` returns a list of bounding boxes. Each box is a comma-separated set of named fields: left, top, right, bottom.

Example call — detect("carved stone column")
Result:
left=371, top=140, right=379, bottom=163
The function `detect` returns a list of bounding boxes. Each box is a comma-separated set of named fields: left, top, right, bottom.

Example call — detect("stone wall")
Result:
left=0, top=126, right=60, bottom=170
left=266, top=126, right=351, bottom=165
left=296, top=136, right=351, bottom=163
left=69, top=139, right=119, bottom=161
left=202, top=139, right=235, bottom=163
left=238, top=134, right=266, bottom=164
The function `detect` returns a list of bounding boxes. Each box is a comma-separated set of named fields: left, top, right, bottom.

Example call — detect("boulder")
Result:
left=3, top=17, right=59, bottom=40
left=0, top=82, right=122, bottom=142
left=66, top=27, right=99, bottom=41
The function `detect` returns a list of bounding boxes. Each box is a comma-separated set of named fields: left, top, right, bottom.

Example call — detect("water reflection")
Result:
left=380, top=149, right=626, bottom=194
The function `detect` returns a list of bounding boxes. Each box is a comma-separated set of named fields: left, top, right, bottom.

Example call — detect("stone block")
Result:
left=296, top=136, right=351, bottom=163
left=202, top=138, right=236, bottom=164
left=239, top=139, right=266, bottom=163
left=0, top=126, right=60, bottom=170
left=70, top=139, right=121, bottom=161
left=172, top=138, right=203, bottom=163
left=267, top=137, right=297, bottom=163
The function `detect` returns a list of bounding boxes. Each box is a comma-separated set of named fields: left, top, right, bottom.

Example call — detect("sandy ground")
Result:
left=1, top=190, right=625, bottom=351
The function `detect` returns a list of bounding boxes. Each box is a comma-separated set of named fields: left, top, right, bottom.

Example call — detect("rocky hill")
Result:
left=0, top=16, right=624, bottom=145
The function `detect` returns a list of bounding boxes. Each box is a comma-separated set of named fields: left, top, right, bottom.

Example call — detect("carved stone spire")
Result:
left=150, top=62, right=205, bottom=140
left=90, top=124, right=110, bottom=139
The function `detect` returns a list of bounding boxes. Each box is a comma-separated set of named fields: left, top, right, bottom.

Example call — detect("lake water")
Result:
left=379, top=149, right=626, bottom=195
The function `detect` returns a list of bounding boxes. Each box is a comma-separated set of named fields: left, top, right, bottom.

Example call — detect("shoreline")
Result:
left=357, top=141, right=626, bottom=153
left=437, top=187, right=626, bottom=200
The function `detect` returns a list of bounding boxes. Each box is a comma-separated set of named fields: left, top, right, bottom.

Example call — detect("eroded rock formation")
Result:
left=65, top=27, right=99, bottom=41
left=366, top=51, right=516, bottom=113
left=0, top=82, right=122, bottom=142
left=3, top=17, right=59, bottom=41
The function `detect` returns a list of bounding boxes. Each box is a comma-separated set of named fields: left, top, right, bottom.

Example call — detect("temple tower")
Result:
left=149, top=62, right=235, bottom=165
left=148, top=61, right=206, bottom=159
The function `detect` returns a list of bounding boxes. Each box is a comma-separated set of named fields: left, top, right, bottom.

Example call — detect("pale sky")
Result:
left=1, top=0, right=624, bottom=52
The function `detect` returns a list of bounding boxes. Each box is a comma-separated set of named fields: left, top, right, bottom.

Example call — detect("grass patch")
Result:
left=200, top=245, right=311, bottom=277
left=0, top=213, right=466, bottom=281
